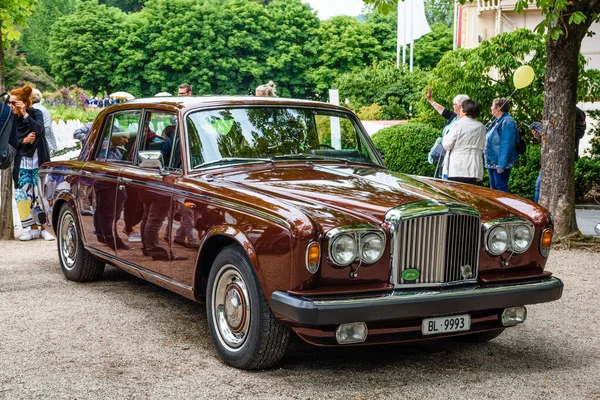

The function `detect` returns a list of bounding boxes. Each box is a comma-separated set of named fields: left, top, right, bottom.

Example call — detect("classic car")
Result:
left=37, top=96, right=563, bottom=369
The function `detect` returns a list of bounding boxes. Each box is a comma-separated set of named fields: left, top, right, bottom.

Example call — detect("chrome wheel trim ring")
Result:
left=59, top=211, right=78, bottom=270
left=211, top=264, right=251, bottom=351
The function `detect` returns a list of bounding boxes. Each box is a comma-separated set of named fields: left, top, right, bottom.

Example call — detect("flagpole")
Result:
left=407, top=0, right=413, bottom=69
left=396, top=3, right=401, bottom=68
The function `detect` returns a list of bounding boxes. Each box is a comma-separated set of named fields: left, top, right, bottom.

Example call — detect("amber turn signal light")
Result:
left=540, top=228, right=553, bottom=257
left=306, top=242, right=321, bottom=274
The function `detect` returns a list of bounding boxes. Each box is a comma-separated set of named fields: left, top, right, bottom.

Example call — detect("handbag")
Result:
left=428, top=137, right=446, bottom=164
left=0, top=100, right=16, bottom=170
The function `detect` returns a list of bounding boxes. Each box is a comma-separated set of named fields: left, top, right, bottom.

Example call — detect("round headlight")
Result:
left=360, top=233, right=384, bottom=263
left=331, top=234, right=357, bottom=265
left=512, top=225, right=532, bottom=253
left=487, top=226, right=509, bottom=255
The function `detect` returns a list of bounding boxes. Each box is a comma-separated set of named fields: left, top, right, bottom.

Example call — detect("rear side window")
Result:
left=94, top=110, right=142, bottom=163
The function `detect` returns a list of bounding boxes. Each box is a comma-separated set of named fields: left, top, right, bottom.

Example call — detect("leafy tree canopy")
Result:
left=49, top=0, right=126, bottom=94
left=19, top=0, right=76, bottom=70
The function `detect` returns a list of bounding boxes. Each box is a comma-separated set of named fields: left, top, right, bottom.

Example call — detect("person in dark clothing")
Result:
left=8, top=84, right=53, bottom=241
left=575, top=107, right=586, bottom=161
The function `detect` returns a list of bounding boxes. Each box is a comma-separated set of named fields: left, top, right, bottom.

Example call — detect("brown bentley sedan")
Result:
left=37, top=96, right=563, bottom=369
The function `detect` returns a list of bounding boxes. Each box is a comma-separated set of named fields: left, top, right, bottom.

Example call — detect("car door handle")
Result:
left=118, top=185, right=125, bottom=191
left=118, top=177, right=132, bottom=184
left=81, top=171, right=91, bottom=176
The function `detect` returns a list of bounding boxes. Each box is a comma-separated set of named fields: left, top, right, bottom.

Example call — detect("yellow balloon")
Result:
left=513, top=65, right=535, bottom=89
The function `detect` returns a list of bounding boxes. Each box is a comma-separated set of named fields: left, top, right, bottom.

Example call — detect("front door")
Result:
left=115, top=110, right=181, bottom=278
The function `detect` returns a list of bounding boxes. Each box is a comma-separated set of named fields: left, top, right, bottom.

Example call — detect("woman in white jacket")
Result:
left=442, top=99, right=486, bottom=185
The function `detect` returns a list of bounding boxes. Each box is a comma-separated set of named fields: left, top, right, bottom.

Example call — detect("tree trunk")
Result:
left=540, top=21, right=591, bottom=238
left=0, top=20, right=15, bottom=240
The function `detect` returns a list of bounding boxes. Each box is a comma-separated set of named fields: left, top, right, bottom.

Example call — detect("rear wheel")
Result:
left=57, top=203, right=105, bottom=281
left=206, top=244, right=290, bottom=369
left=458, top=328, right=505, bottom=343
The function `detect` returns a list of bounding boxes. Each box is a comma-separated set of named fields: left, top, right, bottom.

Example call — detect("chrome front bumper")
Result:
left=270, top=277, right=563, bottom=326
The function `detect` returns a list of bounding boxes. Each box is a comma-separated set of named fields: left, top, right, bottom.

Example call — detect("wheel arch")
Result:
left=193, top=227, right=261, bottom=302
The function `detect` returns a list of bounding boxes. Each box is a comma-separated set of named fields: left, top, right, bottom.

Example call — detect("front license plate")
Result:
left=422, top=314, right=471, bottom=336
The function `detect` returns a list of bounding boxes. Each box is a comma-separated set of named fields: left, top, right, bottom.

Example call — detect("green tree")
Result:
left=308, top=16, right=384, bottom=96
left=413, top=22, right=453, bottom=69
left=334, top=60, right=428, bottom=119
left=49, top=0, right=126, bottom=94
left=424, top=0, right=455, bottom=26
left=18, top=0, right=76, bottom=70
left=98, top=0, right=144, bottom=12
left=418, top=29, right=547, bottom=128
left=3, top=46, right=56, bottom=91
left=0, top=0, right=37, bottom=241
left=262, top=0, right=320, bottom=98
left=365, top=0, right=600, bottom=237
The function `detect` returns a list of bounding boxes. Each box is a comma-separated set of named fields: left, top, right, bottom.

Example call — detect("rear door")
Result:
left=78, top=110, right=142, bottom=257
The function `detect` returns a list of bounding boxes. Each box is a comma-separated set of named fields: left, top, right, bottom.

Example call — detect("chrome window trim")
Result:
left=483, top=218, right=535, bottom=255
left=325, top=225, right=386, bottom=267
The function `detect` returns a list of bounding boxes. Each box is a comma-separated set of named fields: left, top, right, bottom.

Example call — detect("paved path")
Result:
left=0, top=242, right=598, bottom=399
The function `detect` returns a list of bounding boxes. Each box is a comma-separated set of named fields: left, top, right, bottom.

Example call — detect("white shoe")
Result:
left=41, top=230, right=55, bottom=241
left=127, top=230, right=142, bottom=243
left=20, top=229, right=42, bottom=241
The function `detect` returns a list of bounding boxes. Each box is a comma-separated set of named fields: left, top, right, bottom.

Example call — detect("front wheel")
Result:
left=206, top=244, right=290, bottom=369
left=57, top=203, right=105, bottom=282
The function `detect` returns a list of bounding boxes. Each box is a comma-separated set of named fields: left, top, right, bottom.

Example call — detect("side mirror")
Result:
left=138, top=151, right=169, bottom=176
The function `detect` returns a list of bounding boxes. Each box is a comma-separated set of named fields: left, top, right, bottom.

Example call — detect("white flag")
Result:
left=397, top=0, right=431, bottom=46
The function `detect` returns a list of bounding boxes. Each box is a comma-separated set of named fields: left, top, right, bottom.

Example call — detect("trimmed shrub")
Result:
left=574, top=156, right=600, bottom=201
left=372, top=122, right=438, bottom=177
left=509, top=143, right=541, bottom=200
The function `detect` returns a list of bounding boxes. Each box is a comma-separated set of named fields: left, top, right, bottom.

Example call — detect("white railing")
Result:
left=477, top=0, right=501, bottom=14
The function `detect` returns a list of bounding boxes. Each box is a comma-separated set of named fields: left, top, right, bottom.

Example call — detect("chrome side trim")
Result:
left=87, top=247, right=192, bottom=292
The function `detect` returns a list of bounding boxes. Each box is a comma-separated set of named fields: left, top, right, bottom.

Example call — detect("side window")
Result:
left=94, top=110, right=142, bottom=163
left=139, top=111, right=179, bottom=170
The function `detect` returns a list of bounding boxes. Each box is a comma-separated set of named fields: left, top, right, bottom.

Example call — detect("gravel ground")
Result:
left=0, top=240, right=598, bottom=399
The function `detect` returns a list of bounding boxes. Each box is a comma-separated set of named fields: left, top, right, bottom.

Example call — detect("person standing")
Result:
left=528, top=122, right=544, bottom=203
left=31, top=89, right=59, bottom=154
left=442, top=99, right=486, bottom=184
left=425, top=88, right=470, bottom=178
left=8, top=84, right=54, bottom=241
left=484, top=97, right=520, bottom=193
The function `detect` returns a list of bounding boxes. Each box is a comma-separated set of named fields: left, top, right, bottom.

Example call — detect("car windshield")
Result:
left=185, top=107, right=383, bottom=170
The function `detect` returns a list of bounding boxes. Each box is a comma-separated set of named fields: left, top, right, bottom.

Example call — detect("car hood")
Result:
left=206, top=163, right=525, bottom=231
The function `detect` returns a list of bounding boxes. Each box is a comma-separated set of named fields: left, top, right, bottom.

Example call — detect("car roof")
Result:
left=122, top=96, right=353, bottom=113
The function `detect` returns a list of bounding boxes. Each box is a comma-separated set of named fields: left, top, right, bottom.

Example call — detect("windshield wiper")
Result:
left=271, top=154, right=350, bottom=164
left=195, top=157, right=274, bottom=169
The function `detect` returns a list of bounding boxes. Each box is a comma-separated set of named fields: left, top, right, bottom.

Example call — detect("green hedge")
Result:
left=509, top=144, right=541, bottom=200
left=371, top=122, right=600, bottom=202
left=372, top=122, right=438, bottom=177
left=575, top=156, right=600, bottom=201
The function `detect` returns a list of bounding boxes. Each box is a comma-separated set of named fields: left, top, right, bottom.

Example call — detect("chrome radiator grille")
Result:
left=392, top=213, right=481, bottom=286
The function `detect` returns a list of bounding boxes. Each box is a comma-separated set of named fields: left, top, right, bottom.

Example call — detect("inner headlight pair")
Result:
left=485, top=220, right=534, bottom=255
left=328, top=227, right=385, bottom=266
